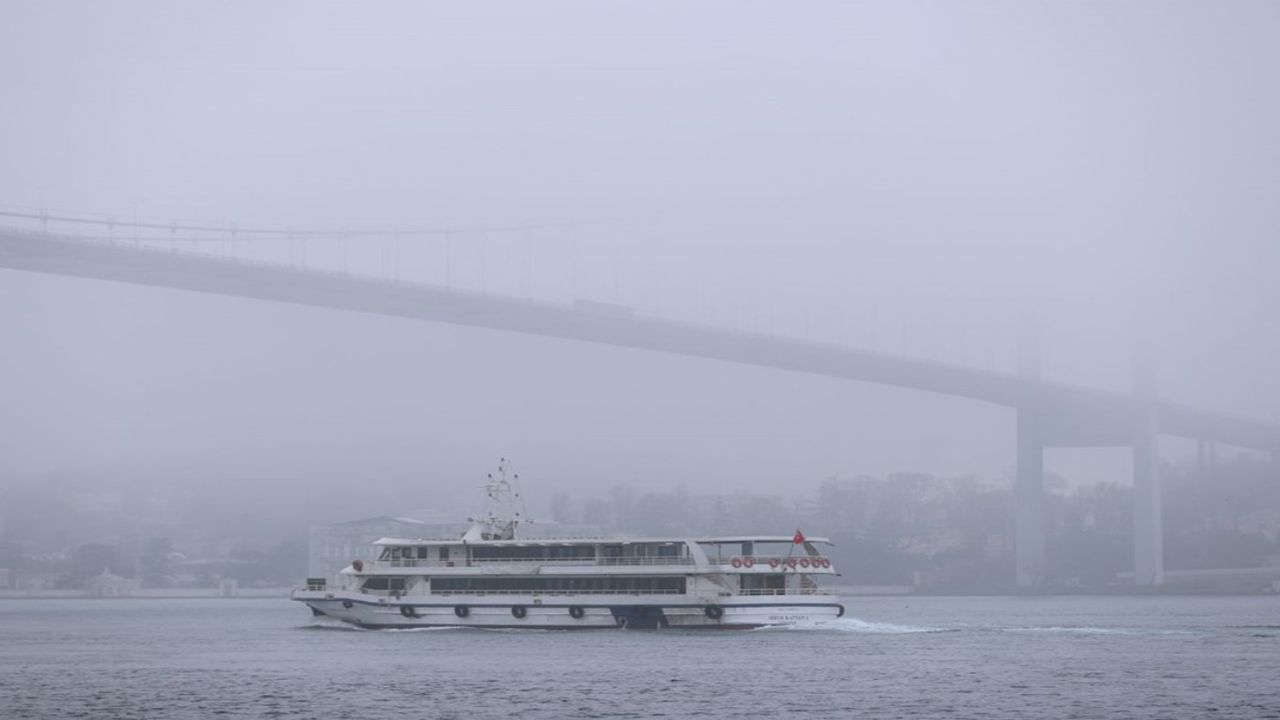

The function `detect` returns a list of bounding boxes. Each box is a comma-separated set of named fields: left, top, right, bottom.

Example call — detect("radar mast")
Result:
left=465, top=457, right=526, bottom=541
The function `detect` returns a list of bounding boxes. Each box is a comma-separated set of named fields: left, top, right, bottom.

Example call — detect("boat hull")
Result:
left=294, top=591, right=843, bottom=630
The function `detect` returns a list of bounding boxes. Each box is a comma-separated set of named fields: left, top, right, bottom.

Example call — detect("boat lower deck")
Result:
left=295, top=592, right=844, bottom=630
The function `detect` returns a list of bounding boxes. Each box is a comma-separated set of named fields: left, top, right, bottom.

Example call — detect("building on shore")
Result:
left=84, top=567, right=140, bottom=597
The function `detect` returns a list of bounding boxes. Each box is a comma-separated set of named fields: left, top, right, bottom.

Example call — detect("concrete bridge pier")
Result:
left=1014, top=404, right=1046, bottom=588
left=1130, top=337, right=1164, bottom=587
left=1014, top=319, right=1047, bottom=588
left=1132, top=407, right=1164, bottom=586
left=1196, top=440, right=1216, bottom=484
left=1195, top=440, right=1216, bottom=531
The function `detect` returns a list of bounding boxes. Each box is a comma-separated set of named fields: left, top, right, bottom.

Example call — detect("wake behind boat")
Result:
left=291, top=461, right=844, bottom=629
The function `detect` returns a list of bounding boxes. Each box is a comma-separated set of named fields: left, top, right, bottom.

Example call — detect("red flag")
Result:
left=792, top=529, right=805, bottom=545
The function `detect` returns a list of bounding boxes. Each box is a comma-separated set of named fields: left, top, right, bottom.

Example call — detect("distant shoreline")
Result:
left=0, top=588, right=292, bottom=600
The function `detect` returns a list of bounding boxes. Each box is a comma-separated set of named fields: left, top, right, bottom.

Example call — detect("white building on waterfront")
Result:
left=84, top=567, right=139, bottom=597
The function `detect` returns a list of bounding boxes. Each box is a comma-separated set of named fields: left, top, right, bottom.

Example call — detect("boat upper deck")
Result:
left=371, top=535, right=832, bottom=547
left=352, top=535, right=837, bottom=575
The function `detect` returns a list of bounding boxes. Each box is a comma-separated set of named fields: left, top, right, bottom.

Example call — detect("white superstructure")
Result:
left=291, top=462, right=844, bottom=629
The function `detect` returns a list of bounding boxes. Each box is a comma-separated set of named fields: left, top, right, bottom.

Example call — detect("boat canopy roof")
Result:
left=372, top=535, right=832, bottom=547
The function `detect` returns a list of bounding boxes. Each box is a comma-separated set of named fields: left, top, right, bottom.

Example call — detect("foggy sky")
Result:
left=2, top=1, right=1278, bottom=522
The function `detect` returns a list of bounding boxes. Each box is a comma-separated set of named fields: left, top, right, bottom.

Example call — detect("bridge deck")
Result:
left=3, top=229, right=1277, bottom=452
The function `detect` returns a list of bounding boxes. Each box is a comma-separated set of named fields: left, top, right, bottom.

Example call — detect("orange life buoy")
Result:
left=786, top=558, right=797, bottom=569
left=799, top=558, right=811, bottom=568
left=731, top=557, right=743, bottom=568
left=352, top=559, right=364, bottom=572
left=822, top=558, right=832, bottom=568
left=769, top=558, right=780, bottom=569
left=743, top=557, right=755, bottom=569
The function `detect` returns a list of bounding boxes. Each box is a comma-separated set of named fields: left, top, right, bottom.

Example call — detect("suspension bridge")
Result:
left=3, top=208, right=1277, bottom=588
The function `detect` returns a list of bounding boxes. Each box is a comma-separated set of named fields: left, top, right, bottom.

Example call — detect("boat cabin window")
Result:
left=740, top=574, right=786, bottom=594
left=378, top=547, right=418, bottom=561
left=439, top=547, right=449, bottom=561
left=546, top=545, right=595, bottom=560
left=470, top=545, right=595, bottom=561
left=362, top=577, right=407, bottom=592
left=417, top=547, right=429, bottom=559
left=432, top=576, right=686, bottom=594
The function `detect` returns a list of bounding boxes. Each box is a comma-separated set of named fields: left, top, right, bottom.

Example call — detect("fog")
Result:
left=1, top=2, right=1278, bottom=589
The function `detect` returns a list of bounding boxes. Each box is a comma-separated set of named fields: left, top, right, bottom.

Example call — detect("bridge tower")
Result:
left=1131, top=340, right=1164, bottom=586
left=1014, top=321, right=1046, bottom=588
left=1015, top=404, right=1046, bottom=587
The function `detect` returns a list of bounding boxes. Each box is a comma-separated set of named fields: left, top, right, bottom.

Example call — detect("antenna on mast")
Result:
left=466, top=457, right=527, bottom=540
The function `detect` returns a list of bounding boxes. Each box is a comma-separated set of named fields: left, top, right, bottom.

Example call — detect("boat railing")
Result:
left=465, top=556, right=693, bottom=567
left=378, top=560, right=457, bottom=569
left=428, top=588, right=688, bottom=596
left=375, top=556, right=695, bottom=569
left=364, top=555, right=831, bottom=571
left=710, top=555, right=832, bottom=570
left=735, top=587, right=832, bottom=596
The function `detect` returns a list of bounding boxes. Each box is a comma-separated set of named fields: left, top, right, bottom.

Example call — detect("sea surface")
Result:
left=2, top=595, right=1278, bottom=719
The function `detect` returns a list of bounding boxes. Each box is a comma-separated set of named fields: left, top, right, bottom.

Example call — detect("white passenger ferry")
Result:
left=292, top=462, right=844, bottom=629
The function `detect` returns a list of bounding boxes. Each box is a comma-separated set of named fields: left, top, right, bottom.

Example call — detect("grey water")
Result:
left=2, top=596, right=1278, bottom=719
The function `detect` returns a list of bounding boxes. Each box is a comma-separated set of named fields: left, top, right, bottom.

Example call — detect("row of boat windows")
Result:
left=361, top=576, right=796, bottom=594
left=380, top=547, right=449, bottom=561
left=380, top=576, right=691, bottom=594
left=377, top=544, right=684, bottom=562
left=360, top=577, right=686, bottom=593
left=471, top=545, right=598, bottom=560
left=741, top=574, right=787, bottom=591
left=362, top=577, right=408, bottom=591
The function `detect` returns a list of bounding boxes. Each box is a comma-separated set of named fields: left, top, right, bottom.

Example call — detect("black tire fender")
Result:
left=454, top=605, right=469, bottom=618
left=704, top=605, right=724, bottom=620
left=568, top=606, right=585, bottom=619
left=511, top=605, right=527, bottom=619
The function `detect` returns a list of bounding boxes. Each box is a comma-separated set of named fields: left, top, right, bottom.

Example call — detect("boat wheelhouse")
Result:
left=291, top=462, right=843, bottom=629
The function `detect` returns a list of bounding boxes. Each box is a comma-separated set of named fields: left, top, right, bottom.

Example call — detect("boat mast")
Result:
left=468, top=457, right=527, bottom=540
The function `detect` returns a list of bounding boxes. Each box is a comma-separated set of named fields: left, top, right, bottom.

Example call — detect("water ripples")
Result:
left=2, top=596, right=1278, bottom=719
